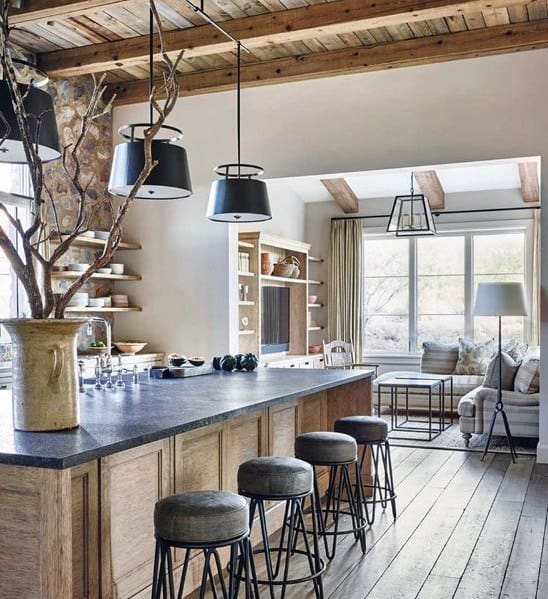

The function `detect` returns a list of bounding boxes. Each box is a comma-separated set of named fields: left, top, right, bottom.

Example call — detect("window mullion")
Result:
left=464, top=233, right=473, bottom=338
left=409, top=238, right=417, bottom=352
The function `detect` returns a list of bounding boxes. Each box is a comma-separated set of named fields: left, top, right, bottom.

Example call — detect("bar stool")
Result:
left=151, top=490, right=257, bottom=599
left=295, top=431, right=367, bottom=560
left=334, top=416, right=397, bottom=525
left=237, top=456, right=325, bottom=599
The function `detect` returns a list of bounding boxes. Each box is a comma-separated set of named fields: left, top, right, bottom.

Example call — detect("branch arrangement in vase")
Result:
left=0, top=0, right=183, bottom=319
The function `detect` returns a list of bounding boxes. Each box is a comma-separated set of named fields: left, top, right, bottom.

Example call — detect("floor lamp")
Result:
left=473, top=282, right=528, bottom=462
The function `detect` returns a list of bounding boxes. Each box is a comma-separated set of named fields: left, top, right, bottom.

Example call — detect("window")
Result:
left=363, top=229, right=529, bottom=353
left=364, top=238, right=409, bottom=351
left=0, top=164, right=30, bottom=337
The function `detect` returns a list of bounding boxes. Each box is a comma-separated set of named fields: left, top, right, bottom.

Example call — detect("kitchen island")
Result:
left=0, top=367, right=372, bottom=599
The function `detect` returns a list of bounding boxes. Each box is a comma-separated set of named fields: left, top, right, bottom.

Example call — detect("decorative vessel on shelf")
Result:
left=261, top=252, right=274, bottom=275
left=273, top=256, right=300, bottom=278
left=114, top=341, right=148, bottom=355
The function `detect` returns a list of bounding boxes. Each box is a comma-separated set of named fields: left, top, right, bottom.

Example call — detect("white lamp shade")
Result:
left=473, top=282, right=528, bottom=317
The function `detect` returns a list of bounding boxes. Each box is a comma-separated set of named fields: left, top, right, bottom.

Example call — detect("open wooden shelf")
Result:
left=308, top=326, right=324, bottom=331
left=50, top=235, right=141, bottom=250
left=308, top=303, right=323, bottom=308
left=238, top=240, right=254, bottom=249
left=52, top=271, right=141, bottom=281
left=261, top=275, right=307, bottom=285
left=238, top=271, right=255, bottom=278
left=308, top=279, right=324, bottom=285
left=239, top=301, right=255, bottom=306
left=308, top=256, right=323, bottom=263
left=239, top=330, right=256, bottom=335
left=65, top=306, right=142, bottom=313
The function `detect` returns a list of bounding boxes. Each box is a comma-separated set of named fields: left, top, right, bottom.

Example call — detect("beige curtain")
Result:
left=531, top=209, right=541, bottom=345
left=328, top=218, right=364, bottom=358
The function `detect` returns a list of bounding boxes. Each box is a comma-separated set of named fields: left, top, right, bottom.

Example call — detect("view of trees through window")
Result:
left=364, top=231, right=527, bottom=352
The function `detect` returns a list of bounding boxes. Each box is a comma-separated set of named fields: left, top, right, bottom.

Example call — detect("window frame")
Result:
left=363, top=219, right=533, bottom=356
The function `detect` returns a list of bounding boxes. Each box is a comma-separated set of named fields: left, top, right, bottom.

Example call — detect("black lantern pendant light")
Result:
left=108, top=4, right=192, bottom=199
left=0, top=59, right=60, bottom=164
left=207, top=42, right=271, bottom=222
left=387, top=173, right=436, bottom=236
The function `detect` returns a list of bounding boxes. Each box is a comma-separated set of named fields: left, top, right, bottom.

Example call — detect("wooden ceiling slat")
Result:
left=426, top=17, right=450, bottom=33
left=255, top=0, right=288, bottom=10
left=10, top=29, right=62, bottom=52
left=315, top=33, right=348, bottom=49
left=408, top=20, right=434, bottom=37
left=103, top=6, right=150, bottom=35
left=464, top=12, right=487, bottom=28
left=527, top=0, right=548, bottom=19
left=157, top=0, right=203, bottom=26
left=385, top=23, right=415, bottom=40
left=155, top=3, right=195, bottom=28
left=301, top=37, right=328, bottom=51
left=337, top=31, right=365, bottom=46
left=70, top=14, right=124, bottom=41
left=507, top=4, right=529, bottom=20
left=110, top=18, right=548, bottom=104
left=279, top=0, right=309, bottom=8
left=353, top=29, right=380, bottom=45
left=22, top=23, right=76, bottom=49
left=210, top=0, right=248, bottom=19
left=445, top=14, right=468, bottom=30
left=482, top=7, right=511, bottom=25
left=9, top=0, right=140, bottom=25
left=368, top=27, right=395, bottom=44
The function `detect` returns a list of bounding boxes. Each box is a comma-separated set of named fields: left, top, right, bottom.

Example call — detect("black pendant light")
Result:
left=207, top=42, right=271, bottom=222
left=0, top=59, right=60, bottom=164
left=108, top=3, right=192, bottom=199
left=387, top=173, right=436, bottom=236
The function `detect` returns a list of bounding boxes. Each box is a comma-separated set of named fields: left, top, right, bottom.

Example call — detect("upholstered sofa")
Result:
left=373, top=342, right=483, bottom=415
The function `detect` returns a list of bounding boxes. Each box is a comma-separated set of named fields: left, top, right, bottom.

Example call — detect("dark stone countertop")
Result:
left=0, top=368, right=372, bottom=469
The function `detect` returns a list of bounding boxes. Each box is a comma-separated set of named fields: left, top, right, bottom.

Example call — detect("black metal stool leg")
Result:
left=151, top=540, right=161, bottom=599
left=382, top=441, right=397, bottom=519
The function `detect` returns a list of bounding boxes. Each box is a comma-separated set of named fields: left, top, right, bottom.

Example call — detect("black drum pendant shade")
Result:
left=109, top=131, right=192, bottom=199
left=108, top=3, right=192, bottom=200
left=0, top=80, right=60, bottom=163
left=207, top=42, right=271, bottom=222
left=208, top=169, right=271, bottom=222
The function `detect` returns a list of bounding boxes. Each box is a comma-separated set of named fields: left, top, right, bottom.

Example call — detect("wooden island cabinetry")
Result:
left=0, top=370, right=372, bottom=598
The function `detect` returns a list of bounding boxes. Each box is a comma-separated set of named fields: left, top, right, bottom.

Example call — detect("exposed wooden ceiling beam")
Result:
left=518, top=162, right=540, bottom=203
left=321, top=179, right=359, bottom=214
left=109, top=18, right=548, bottom=105
left=414, top=171, right=445, bottom=209
left=39, top=0, right=532, bottom=78
left=9, top=0, right=137, bottom=25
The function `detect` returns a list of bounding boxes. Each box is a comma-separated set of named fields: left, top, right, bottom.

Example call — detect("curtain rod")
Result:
left=330, top=205, right=541, bottom=222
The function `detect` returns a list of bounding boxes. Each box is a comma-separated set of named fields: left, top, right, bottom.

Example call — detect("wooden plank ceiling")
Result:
left=9, top=0, right=548, bottom=104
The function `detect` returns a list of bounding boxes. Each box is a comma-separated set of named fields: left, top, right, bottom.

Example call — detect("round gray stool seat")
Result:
left=335, top=416, right=388, bottom=444
left=154, top=490, right=248, bottom=545
left=238, top=456, right=313, bottom=498
left=295, top=431, right=357, bottom=465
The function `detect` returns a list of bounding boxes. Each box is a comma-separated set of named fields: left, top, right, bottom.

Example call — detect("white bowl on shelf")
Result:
left=80, top=231, right=95, bottom=238
left=95, top=231, right=110, bottom=240
left=68, top=292, right=89, bottom=307
left=88, top=298, right=105, bottom=308
left=68, top=263, right=90, bottom=272
left=97, top=267, right=112, bottom=274
left=108, top=263, right=124, bottom=275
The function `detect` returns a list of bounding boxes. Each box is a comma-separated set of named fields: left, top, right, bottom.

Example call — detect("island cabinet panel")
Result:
left=297, top=391, right=327, bottom=434
left=0, top=464, right=72, bottom=599
left=223, top=410, right=268, bottom=493
left=268, top=399, right=298, bottom=456
left=100, top=439, right=172, bottom=599
left=71, top=461, right=100, bottom=599
left=326, top=378, right=371, bottom=427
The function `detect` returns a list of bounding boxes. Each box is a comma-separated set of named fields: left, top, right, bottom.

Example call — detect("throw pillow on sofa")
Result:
left=502, top=339, right=527, bottom=363
left=453, top=337, right=495, bottom=375
left=514, top=358, right=540, bottom=394
left=483, top=352, right=519, bottom=390
left=421, top=341, right=459, bottom=374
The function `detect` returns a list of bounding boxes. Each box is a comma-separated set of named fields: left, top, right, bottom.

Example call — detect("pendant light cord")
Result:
left=237, top=41, right=241, bottom=178
left=149, top=3, right=154, bottom=126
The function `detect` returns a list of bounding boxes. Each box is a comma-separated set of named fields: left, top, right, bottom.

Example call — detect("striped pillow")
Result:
left=421, top=341, right=459, bottom=374
left=514, top=358, right=540, bottom=394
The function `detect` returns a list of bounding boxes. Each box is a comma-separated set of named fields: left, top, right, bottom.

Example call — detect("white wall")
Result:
left=113, top=49, right=548, bottom=460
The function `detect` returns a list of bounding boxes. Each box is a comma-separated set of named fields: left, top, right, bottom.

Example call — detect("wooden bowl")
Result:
left=86, top=346, right=108, bottom=356
left=114, top=342, right=147, bottom=355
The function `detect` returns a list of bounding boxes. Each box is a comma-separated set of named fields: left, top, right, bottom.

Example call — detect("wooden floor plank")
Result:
left=430, top=454, right=509, bottom=579
left=537, top=516, right=548, bottom=598
left=452, top=497, right=523, bottom=598
left=497, top=457, right=536, bottom=503
left=416, top=574, right=460, bottom=599
left=500, top=505, right=547, bottom=599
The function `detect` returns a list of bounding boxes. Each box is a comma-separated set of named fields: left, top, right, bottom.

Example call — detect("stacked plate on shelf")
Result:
left=67, top=292, right=89, bottom=308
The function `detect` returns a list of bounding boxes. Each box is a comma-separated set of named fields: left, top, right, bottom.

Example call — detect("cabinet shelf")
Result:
left=308, top=279, right=324, bottom=285
left=238, top=271, right=255, bottom=278
left=308, top=303, right=323, bottom=308
left=52, top=271, right=141, bottom=281
left=50, top=235, right=141, bottom=250
left=261, top=275, right=307, bottom=285
left=238, top=240, right=255, bottom=249
left=308, top=256, right=323, bottom=263
left=308, top=326, right=324, bottom=331
left=239, top=330, right=256, bottom=335
left=65, top=306, right=142, bottom=313
left=239, top=301, right=255, bottom=306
